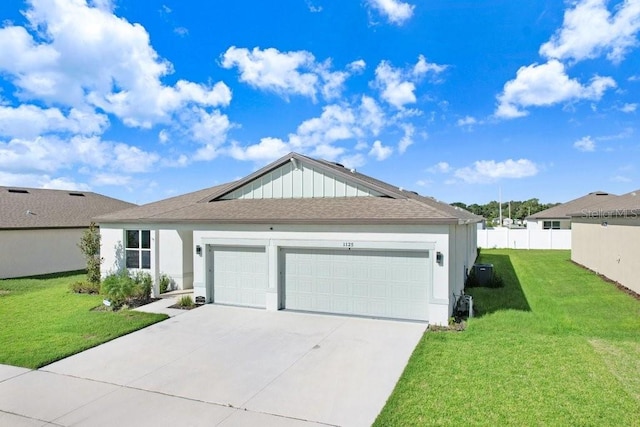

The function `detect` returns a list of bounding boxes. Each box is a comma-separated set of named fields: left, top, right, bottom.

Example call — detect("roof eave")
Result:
left=95, top=217, right=461, bottom=226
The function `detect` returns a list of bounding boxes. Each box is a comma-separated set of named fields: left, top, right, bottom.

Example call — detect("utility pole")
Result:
left=499, top=187, right=503, bottom=227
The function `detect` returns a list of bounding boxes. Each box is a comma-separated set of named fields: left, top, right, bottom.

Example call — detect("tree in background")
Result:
left=452, top=199, right=560, bottom=225
left=78, top=222, right=102, bottom=287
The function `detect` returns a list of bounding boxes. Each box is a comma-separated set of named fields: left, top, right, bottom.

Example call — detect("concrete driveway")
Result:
left=0, top=305, right=425, bottom=426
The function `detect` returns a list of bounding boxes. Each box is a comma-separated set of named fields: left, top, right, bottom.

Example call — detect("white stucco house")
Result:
left=571, top=189, right=640, bottom=296
left=0, top=187, right=135, bottom=279
left=526, top=191, right=616, bottom=230
left=96, top=153, right=480, bottom=325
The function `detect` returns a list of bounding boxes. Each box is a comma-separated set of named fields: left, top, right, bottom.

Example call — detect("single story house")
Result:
left=526, top=191, right=616, bottom=230
left=571, top=189, right=640, bottom=295
left=96, top=153, right=480, bottom=325
left=0, top=187, right=135, bottom=279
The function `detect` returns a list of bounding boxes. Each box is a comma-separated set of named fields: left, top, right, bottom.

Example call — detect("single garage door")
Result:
left=209, top=246, right=267, bottom=308
left=283, top=248, right=431, bottom=321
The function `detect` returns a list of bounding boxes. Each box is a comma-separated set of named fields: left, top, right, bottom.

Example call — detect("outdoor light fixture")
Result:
left=601, top=221, right=608, bottom=227
left=196, top=245, right=202, bottom=255
left=436, top=251, right=444, bottom=265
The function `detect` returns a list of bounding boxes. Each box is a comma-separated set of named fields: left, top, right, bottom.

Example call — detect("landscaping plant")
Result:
left=131, top=270, right=153, bottom=300
left=101, top=270, right=135, bottom=308
left=178, top=295, right=194, bottom=308
left=159, top=273, right=171, bottom=294
left=77, top=221, right=102, bottom=289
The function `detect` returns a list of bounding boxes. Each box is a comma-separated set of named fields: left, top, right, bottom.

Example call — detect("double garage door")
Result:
left=209, top=246, right=431, bottom=321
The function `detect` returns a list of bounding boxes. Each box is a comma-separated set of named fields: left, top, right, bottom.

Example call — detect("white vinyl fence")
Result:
left=477, top=228, right=571, bottom=250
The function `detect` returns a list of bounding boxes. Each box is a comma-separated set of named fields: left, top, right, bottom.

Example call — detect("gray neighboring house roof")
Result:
left=96, top=152, right=481, bottom=226
left=526, top=191, right=617, bottom=220
left=569, top=189, right=640, bottom=218
left=1, top=186, right=136, bottom=230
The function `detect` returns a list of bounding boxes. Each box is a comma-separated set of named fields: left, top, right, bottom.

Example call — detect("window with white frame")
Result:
left=126, top=230, right=151, bottom=269
left=543, top=221, right=560, bottom=230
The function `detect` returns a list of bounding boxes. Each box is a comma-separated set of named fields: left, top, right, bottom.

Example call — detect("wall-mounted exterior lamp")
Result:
left=196, top=245, right=202, bottom=256
left=436, top=251, right=444, bottom=265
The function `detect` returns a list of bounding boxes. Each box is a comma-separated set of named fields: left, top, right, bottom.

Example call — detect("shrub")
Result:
left=178, top=295, right=194, bottom=308
left=69, top=281, right=100, bottom=294
left=131, top=271, right=153, bottom=300
left=101, top=271, right=135, bottom=307
left=159, top=274, right=171, bottom=294
left=78, top=222, right=102, bottom=287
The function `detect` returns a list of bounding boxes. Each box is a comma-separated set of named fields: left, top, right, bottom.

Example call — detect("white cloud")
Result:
left=91, top=173, right=132, bottom=186
left=347, top=60, right=366, bottom=73
left=428, top=162, right=451, bottom=174
left=495, top=60, right=616, bottom=118
left=0, top=0, right=230, bottom=129
left=374, top=56, right=447, bottom=109
left=454, top=159, right=539, bottom=183
left=367, top=0, right=415, bottom=25
left=221, top=46, right=357, bottom=101
left=0, top=135, right=158, bottom=175
left=369, top=140, right=393, bottom=160
left=230, top=96, right=398, bottom=164
left=456, top=116, right=478, bottom=127
left=359, top=96, right=386, bottom=136
left=573, top=135, right=596, bottom=151
left=611, top=174, right=632, bottom=182
left=339, top=153, right=366, bottom=169
left=0, top=105, right=108, bottom=139
left=306, top=1, right=323, bottom=13
left=413, top=55, right=448, bottom=77
left=228, top=137, right=290, bottom=162
left=540, top=0, right=640, bottom=64
left=398, top=123, right=415, bottom=154
left=181, top=107, right=232, bottom=146
left=0, top=170, right=91, bottom=191
left=620, top=102, right=638, bottom=112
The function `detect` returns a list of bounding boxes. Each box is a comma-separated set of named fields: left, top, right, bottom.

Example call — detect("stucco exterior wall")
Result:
left=572, top=217, right=640, bottom=295
left=99, top=224, right=193, bottom=291
left=0, top=228, right=85, bottom=278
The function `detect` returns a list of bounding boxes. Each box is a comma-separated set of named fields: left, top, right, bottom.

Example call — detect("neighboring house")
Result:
left=526, top=191, right=616, bottom=230
left=96, top=152, right=480, bottom=325
left=571, top=189, right=640, bottom=295
left=0, top=187, right=135, bottom=279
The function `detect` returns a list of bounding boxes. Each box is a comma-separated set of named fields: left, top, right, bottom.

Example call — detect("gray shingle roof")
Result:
left=526, top=191, right=616, bottom=220
left=1, top=187, right=136, bottom=229
left=569, top=189, right=640, bottom=217
left=96, top=152, right=482, bottom=226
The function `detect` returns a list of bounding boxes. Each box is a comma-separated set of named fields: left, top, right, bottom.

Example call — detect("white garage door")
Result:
left=283, top=248, right=431, bottom=321
left=210, top=246, right=267, bottom=308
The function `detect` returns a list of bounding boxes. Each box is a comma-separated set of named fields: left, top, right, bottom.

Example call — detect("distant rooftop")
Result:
left=526, top=191, right=617, bottom=220
left=1, top=187, right=135, bottom=229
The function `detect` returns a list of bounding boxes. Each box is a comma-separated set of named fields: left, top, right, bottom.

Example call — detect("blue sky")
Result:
left=0, top=0, right=638, bottom=205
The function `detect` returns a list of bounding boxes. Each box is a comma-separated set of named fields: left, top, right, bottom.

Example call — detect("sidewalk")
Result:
left=133, top=290, right=194, bottom=318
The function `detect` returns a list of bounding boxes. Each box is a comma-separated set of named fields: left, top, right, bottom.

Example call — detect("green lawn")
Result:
left=375, top=250, right=640, bottom=426
left=0, top=272, right=167, bottom=369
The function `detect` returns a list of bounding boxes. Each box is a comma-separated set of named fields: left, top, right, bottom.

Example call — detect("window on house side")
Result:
left=543, top=221, right=561, bottom=230
left=125, top=230, right=151, bottom=269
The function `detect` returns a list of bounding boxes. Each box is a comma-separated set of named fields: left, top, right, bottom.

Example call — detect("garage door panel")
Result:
left=212, top=246, right=267, bottom=308
left=284, top=248, right=430, bottom=321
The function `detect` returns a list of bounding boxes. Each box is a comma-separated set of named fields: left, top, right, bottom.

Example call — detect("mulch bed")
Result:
left=167, top=303, right=204, bottom=310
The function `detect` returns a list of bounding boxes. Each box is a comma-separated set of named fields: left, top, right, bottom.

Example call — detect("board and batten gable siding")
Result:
left=221, top=161, right=384, bottom=200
